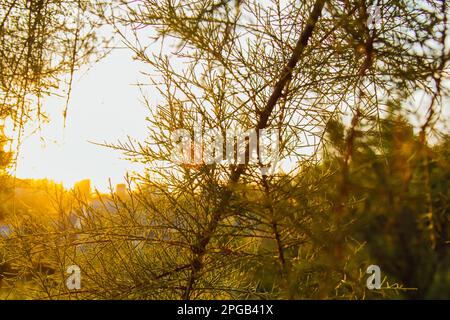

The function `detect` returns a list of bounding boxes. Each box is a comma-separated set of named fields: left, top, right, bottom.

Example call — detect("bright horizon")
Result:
left=6, top=45, right=448, bottom=192
left=5, top=28, right=449, bottom=193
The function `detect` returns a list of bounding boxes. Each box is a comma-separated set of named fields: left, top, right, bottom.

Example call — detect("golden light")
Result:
left=7, top=50, right=148, bottom=192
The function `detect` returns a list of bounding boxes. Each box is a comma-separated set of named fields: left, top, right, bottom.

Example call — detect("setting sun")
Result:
left=7, top=49, right=148, bottom=191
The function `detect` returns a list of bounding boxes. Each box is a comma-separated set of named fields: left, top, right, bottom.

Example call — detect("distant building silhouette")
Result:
left=73, top=179, right=91, bottom=200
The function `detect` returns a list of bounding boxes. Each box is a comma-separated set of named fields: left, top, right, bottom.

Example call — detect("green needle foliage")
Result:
left=0, top=0, right=449, bottom=299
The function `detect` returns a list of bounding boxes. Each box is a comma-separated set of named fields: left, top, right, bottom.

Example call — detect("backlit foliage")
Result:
left=0, top=0, right=449, bottom=299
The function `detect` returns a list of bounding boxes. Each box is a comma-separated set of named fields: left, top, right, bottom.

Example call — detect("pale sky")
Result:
left=10, top=47, right=149, bottom=192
